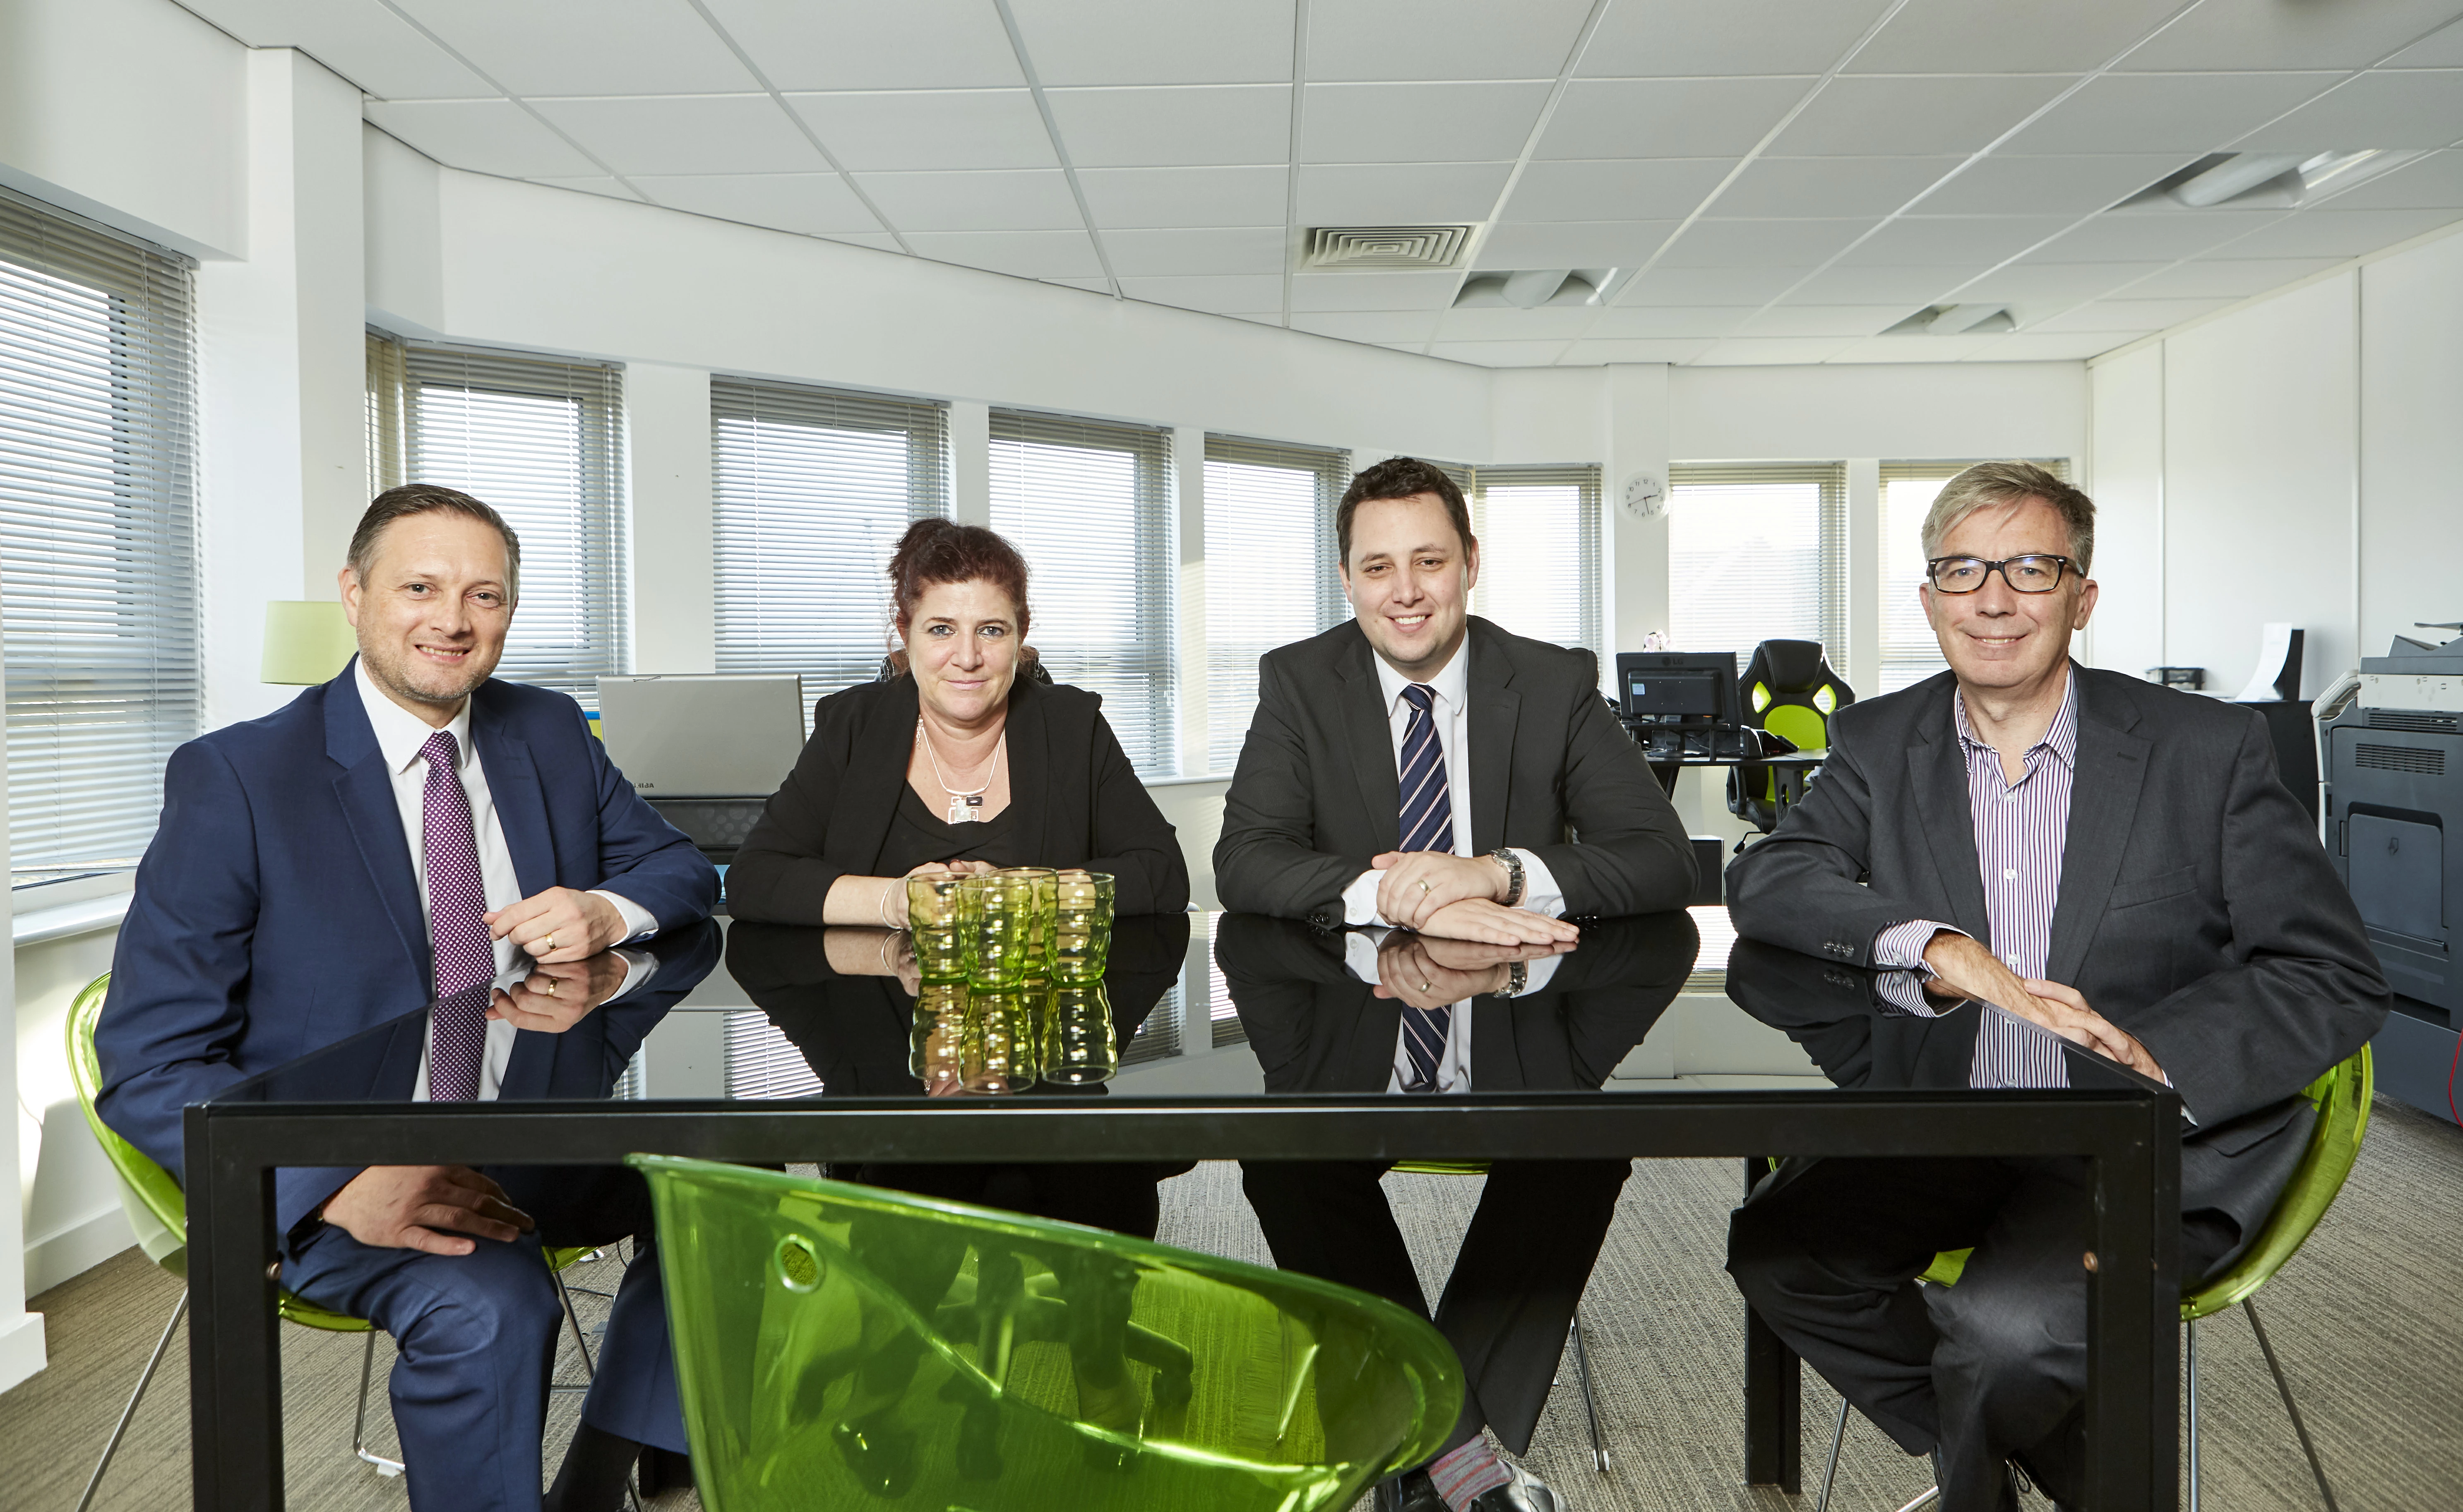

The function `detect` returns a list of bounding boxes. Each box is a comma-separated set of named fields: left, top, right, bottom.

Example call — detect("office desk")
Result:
left=184, top=913, right=2180, bottom=1510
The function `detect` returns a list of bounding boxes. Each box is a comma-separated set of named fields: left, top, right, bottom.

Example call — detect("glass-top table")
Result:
left=184, top=913, right=2183, bottom=1509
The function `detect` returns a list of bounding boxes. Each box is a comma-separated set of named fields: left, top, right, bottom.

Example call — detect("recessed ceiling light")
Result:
left=1884, top=304, right=2014, bottom=336
left=1453, top=269, right=1614, bottom=308
left=2129, top=149, right=2431, bottom=212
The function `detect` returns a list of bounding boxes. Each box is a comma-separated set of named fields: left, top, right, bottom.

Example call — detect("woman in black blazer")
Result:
left=727, top=519, right=1188, bottom=923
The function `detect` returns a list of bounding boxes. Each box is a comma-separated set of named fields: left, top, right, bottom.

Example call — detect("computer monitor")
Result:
left=1615, top=652, right=1740, bottom=727
left=595, top=673, right=807, bottom=797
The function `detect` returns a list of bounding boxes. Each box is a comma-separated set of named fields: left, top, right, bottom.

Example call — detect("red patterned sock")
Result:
left=1428, top=1437, right=1512, bottom=1511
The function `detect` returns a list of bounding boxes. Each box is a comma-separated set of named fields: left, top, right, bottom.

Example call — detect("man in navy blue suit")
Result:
left=97, top=485, right=719, bottom=1512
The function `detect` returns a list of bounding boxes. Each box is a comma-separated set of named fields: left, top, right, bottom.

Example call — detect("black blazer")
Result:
left=1213, top=618, right=1695, bottom=925
left=1725, top=666, right=2388, bottom=1227
left=726, top=674, right=1189, bottom=923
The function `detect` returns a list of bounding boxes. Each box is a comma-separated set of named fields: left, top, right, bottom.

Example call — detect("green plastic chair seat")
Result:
left=629, top=1154, right=1464, bottom=1512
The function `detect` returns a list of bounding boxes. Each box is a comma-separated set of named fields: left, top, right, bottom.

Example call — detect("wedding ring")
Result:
left=540, top=977, right=558, bottom=998
left=1419, top=981, right=1433, bottom=994
left=541, top=933, right=556, bottom=953
left=1418, top=880, right=1432, bottom=893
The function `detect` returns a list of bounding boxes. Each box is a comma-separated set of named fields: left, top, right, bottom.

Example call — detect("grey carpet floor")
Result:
left=5, top=1098, right=2457, bottom=1511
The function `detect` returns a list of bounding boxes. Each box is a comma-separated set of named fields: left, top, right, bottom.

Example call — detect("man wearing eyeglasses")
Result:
left=1721, top=462, right=2386, bottom=1510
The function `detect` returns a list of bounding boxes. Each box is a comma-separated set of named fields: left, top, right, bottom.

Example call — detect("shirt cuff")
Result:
left=1873, top=969, right=1942, bottom=1018
left=1344, top=927, right=1389, bottom=983
left=1514, top=849, right=1567, bottom=919
left=1873, top=919, right=1958, bottom=974
left=1520, top=953, right=1564, bottom=995
left=1342, top=869, right=1386, bottom=927
left=608, top=945, right=658, bottom=1001
left=591, top=890, right=659, bottom=943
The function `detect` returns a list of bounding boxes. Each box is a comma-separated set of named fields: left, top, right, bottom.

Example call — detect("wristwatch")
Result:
left=1496, top=959, right=1530, bottom=999
left=1488, top=847, right=1526, bottom=908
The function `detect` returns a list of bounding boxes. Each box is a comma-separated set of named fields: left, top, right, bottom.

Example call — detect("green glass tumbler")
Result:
left=999, top=866, right=1060, bottom=978
left=906, top=873, right=971, bottom=985
left=1040, top=982, right=1118, bottom=1085
left=962, top=872, right=1036, bottom=989
left=1052, top=870, right=1115, bottom=983
left=963, top=988, right=1036, bottom=1093
left=909, top=983, right=968, bottom=1089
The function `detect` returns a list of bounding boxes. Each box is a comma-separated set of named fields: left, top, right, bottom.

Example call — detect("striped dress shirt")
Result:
left=1871, top=675, right=2079, bottom=1090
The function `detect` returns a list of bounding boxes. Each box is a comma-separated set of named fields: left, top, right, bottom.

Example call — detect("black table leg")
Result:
left=187, top=1105, right=285, bottom=1512
left=2083, top=1097, right=2181, bottom=1510
left=1740, top=1156, right=1800, bottom=1491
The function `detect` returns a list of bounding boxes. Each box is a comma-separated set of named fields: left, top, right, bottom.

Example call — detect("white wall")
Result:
left=2357, top=230, right=2463, bottom=657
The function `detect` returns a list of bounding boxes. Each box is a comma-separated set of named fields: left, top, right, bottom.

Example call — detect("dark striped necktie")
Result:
left=1397, top=683, right=1453, bottom=1093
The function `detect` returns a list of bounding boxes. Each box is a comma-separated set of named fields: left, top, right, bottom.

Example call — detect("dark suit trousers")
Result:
left=282, top=1165, right=681, bottom=1512
left=1727, top=1156, right=2231, bottom=1512
left=1240, top=1157, right=1631, bottom=1456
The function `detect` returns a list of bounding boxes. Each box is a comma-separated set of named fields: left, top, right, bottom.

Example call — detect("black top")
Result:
left=726, top=673, right=1190, bottom=925
left=880, top=784, right=1026, bottom=874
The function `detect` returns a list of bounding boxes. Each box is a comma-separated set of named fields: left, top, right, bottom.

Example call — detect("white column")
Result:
left=1845, top=457, right=1881, bottom=698
left=1175, top=425, right=1208, bottom=776
left=627, top=364, right=716, bottom=674
left=1603, top=364, right=1671, bottom=661
left=0, top=665, right=37, bottom=1390
left=949, top=400, right=991, bottom=526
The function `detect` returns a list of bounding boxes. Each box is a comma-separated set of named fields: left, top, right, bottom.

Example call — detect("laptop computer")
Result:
left=594, top=674, right=807, bottom=798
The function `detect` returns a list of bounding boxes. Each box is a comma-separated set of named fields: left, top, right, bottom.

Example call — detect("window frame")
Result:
left=1201, top=433, right=1349, bottom=774
left=1666, top=461, right=1850, bottom=675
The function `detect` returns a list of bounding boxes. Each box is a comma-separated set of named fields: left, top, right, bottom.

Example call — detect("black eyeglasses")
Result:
left=1925, top=554, right=2075, bottom=594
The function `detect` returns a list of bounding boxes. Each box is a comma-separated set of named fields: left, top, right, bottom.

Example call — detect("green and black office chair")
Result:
left=1728, top=639, right=1853, bottom=835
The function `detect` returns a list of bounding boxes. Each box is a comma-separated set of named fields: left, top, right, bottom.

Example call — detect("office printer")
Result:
left=2316, top=624, right=2463, bottom=1015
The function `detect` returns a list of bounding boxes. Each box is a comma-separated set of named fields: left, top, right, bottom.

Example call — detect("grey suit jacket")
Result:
left=1726, top=664, right=2389, bottom=1230
left=1213, top=618, right=1695, bottom=925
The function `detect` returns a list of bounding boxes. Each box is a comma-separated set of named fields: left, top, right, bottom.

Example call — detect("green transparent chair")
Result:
left=65, top=974, right=612, bottom=1510
left=1387, top=1159, right=1610, bottom=1473
left=1809, top=1048, right=2373, bottom=1512
left=629, top=1154, right=1464, bottom=1512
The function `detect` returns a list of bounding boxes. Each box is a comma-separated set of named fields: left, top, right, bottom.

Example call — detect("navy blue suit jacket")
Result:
left=96, top=663, right=719, bottom=1235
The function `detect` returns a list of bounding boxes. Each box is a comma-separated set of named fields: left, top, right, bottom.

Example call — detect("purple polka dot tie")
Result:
left=422, top=730, right=493, bottom=1101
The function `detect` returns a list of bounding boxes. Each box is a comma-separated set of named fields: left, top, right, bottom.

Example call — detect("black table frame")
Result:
left=185, top=1088, right=2181, bottom=1510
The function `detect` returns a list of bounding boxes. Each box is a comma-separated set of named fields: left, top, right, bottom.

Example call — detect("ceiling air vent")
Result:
left=1884, top=304, right=2015, bottom=336
left=1303, top=225, right=1473, bottom=271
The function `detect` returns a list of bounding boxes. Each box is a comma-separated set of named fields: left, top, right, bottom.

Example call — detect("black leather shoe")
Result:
left=1372, top=1467, right=1444, bottom=1512
left=1466, top=1462, right=1562, bottom=1512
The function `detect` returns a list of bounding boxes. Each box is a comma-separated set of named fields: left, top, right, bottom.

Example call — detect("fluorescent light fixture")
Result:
left=1452, top=268, right=1612, bottom=308
left=1883, top=303, right=2014, bottom=336
left=2171, top=153, right=2308, bottom=208
left=2297, top=148, right=2429, bottom=199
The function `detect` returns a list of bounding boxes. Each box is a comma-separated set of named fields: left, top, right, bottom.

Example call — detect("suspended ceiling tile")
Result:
left=1659, top=218, right=1880, bottom=267
left=1288, top=270, right=1463, bottom=310
left=1768, top=74, right=2077, bottom=157
left=819, top=231, right=906, bottom=251
left=1503, top=159, right=1733, bottom=221
left=1079, top=166, right=1290, bottom=228
left=529, top=175, right=646, bottom=202
left=1295, top=162, right=1516, bottom=224
left=2119, top=0, right=2463, bottom=72
left=1435, top=307, right=1602, bottom=340
left=786, top=89, right=1058, bottom=171
left=1542, top=77, right=1814, bottom=160
left=1835, top=214, right=2077, bottom=266
left=1579, top=0, right=1899, bottom=77
left=1738, top=304, right=1908, bottom=337
left=1305, top=0, right=1601, bottom=82
left=1828, top=332, right=2012, bottom=362
left=1590, top=305, right=1761, bottom=337
left=365, top=99, right=603, bottom=177
left=1976, top=330, right=2142, bottom=360
left=1290, top=310, right=1446, bottom=343
left=2028, top=296, right=2234, bottom=332
left=902, top=228, right=1105, bottom=279
left=2028, top=208, right=2288, bottom=262
left=390, top=0, right=758, bottom=96
left=2233, top=70, right=2463, bottom=152
left=1617, top=265, right=1817, bottom=304
left=531, top=94, right=826, bottom=176
left=630, top=171, right=884, bottom=235
left=1043, top=85, right=1291, bottom=167
left=2114, top=257, right=2343, bottom=297
left=696, top=0, right=1025, bottom=91
left=2389, top=17, right=2463, bottom=67
left=1713, top=156, right=1961, bottom=218
left=1004, top=0, right=1295, bottom=86
left=1690, top=336, right=1860, bottom=365
left=1115, top=273, right=1288, bottom=312
left=1300, top=82, right=1555, bottom=164
left=184, top=0, right=492, bottom=99
left=1783, top=263, right=1976, bottom=302
left=1425, top=339, right=1574, bottom=366
left=2210, top=206, right=2463, bottom=258
left=1101, top=226, right=1290, bottom=276
left=1473, top=220, right=1682, bottom=268
left=1999, top=72, right=2341, bottom=155
left=1849, top=0, right=2188, bottom=75
left=1565, top=337, right=1719, bottom=364
left=1948, top=260, right=2171, bottom=303
left=2311, top=149, right=2463, bottom=209
left=1916, top=154, right=2189, bottom=215
left=849, top=168, right=1084, bottom=231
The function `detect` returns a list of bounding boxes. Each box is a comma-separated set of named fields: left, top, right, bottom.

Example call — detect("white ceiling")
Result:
left=183, top=0, right=2463, bottom=368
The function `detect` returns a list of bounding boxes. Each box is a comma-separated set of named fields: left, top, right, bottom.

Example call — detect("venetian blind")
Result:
left=990, top=409, right=1175, bottom=776
left=368, top=333, right=629, bottom=699
left=723, top=1011, right=823, bottom=1099
left=712, top=378, right=950, bottom=704
left=1878, top=459, right=2072, bottom=695
left=1668, top=463, right=1848, bottom=675
left=1471, top=464, right=1603, bottom=659
left=1203, top=435, right=1348, bottom=774
left=0, top=187, right=200, bottom=885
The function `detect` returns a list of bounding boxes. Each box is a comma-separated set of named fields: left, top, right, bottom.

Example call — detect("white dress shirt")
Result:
left=1343, top=928, right=1564, bottom=1094
left=354, top=661, right=656, bottom=1101
left=1338, top=647, right=1567, bottom=927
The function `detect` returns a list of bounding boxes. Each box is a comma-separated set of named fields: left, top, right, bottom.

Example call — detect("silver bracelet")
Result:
left=876, top=879, right=900, bottom=929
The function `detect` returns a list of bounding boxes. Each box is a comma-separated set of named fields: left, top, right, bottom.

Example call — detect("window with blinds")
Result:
left=712, top=378, right=950, bottom=704
left=365, top=332, right=628, bottom=699
left=1877, top=459, right=2073, bottom=695
left=723, top=1011, right=823, bottom=1099
left=0, top=188, right=200, bottom=886
left=1668, top=463, right=1848, bottom=675
left=1203, top=435, right=1348, bottom=773
left=1470, top=464, right=1603, bottom=659
left=990, top=409, right=1175, bottom=776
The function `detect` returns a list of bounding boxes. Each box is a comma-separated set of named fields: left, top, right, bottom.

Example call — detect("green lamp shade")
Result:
left=260, top=601, right=357, bottom=685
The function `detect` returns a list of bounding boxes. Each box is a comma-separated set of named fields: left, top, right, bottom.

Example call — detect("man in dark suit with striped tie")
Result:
left=1216, top=457, right=1695, bottom=1512
left=1723, top=463, right=2386, bottom=1511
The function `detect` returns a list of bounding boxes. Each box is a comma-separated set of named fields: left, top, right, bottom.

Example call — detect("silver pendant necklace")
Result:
left=917, top=718, right=1000, bottom=823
